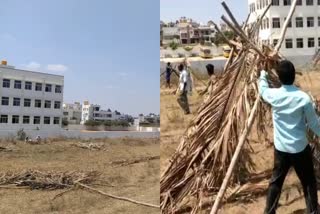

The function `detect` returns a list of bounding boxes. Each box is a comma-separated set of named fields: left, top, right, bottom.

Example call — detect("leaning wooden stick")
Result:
left=210, top=97, right=260, bottom=214
left=76, top=182, right=160, bottom=209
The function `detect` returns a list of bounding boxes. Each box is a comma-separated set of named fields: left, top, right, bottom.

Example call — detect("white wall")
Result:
left=0, top=65, right=64, bottom=130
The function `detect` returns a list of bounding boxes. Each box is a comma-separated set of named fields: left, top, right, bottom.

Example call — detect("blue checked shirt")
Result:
left=258, top=70, right=320, bottom=153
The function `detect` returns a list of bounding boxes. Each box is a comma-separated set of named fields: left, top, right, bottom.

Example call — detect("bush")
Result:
left=84, top=120, right=102, bottom=127
left=16, top=129, right=26, bottom=141
left=62, top=118, right=68, bottom=127
left=213, top=30, right=235, bottom=46
left=103, top=120, right=130, bottom=127
left=177, top=53, right=185, bottom=58
left=190, top=52, right=198, bottom=57
left=184, top=46, right=193, bottom=51
left=169, top=41, right=178, bottom=50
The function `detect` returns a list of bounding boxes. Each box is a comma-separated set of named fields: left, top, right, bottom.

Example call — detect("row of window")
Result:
left=250, top=0, right=320, bottom=13
left=2, top=79, right=62, bottom=93
left=1, top=97, right=61, bottom=109
left=0, top=115, right=60, bottom=125
left=263, top=17, right=320, bottom=30
left=271, top=37, right=320, bottom=48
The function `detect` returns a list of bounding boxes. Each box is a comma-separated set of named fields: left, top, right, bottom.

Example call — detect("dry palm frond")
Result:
left=160, top=1, right=320, bottom=213
left=0, top=170, right=99, bottom=190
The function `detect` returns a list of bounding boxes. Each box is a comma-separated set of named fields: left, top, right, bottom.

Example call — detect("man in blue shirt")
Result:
left=259, top=60, right=320, bottom=214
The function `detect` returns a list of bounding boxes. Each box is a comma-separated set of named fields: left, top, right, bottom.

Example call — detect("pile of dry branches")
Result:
left=160, top=1, right=319, bottom=213
left=111, top=155, right=160, bottom=167
left=0, top=170, right=99, bottom=190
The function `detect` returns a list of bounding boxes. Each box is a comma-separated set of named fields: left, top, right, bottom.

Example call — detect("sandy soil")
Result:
left=0, top=137, right=159, bottom=214
left=160, top=71, right=320, bottom=214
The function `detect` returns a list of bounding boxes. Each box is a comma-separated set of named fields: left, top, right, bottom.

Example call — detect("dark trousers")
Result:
left=177, top=91, right=190, bottom=114
left=265, top=145, right=319, bottom=214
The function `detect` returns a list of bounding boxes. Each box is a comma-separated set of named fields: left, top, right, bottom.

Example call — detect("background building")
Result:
left=0, top=61, right=64, bottom=131
left=63, top=102, right=82, bottom=124
left=248, top=0, right=320, bottom=64
left=81, top=101, right=129, bottom=124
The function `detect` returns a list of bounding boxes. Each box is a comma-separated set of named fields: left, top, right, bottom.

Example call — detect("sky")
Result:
left=160, top=0, right=248, bottom=24
left=0, top=0, right=159, bottom=116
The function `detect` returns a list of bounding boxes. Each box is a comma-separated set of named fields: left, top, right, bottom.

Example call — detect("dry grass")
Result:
left=160, top=70, right=320, bottom=214
left=0, top=137, right=159, bottom=214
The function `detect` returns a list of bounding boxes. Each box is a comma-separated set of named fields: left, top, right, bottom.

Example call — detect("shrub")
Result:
left=169, top=41, right=178, bottom=50
left=177, top=53, right=185, bottom=58
left=184, top=46, right=193, bottom=52
left=84, top=120, right=102, bottom=127
left=16, top=129, right=26, bottom=141
left=190, top=52, right=198, bottom=57
left=62, top=118, right=68, bottom=127
left=213, top=30, right=234, bottom=46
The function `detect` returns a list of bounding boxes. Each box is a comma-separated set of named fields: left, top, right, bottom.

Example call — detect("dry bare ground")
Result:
left=160, top=71, right=320, bottom=214
left=0, top=137, right=159, bottom=214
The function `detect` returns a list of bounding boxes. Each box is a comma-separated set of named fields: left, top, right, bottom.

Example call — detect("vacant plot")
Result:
left=160, top=71, right=320, bottom=213
left=0, top=137, right=159, bottom=214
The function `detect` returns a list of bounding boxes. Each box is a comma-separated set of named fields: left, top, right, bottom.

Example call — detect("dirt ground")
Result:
left=0, top=137, right=159, bottom=214
left=160, top=71, right=320, bottom=214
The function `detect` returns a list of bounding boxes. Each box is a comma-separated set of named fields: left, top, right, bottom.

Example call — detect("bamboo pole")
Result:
left=76, top=182, right=160, bottom=209
left=274, top=0, right=298, bottom=52
left=209, top=97, right=260, bottom=214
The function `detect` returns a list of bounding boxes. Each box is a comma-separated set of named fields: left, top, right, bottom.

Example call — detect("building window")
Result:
left=44, top=117, right=50, bottom=124
left=308, top=38, right=315, bottom=47
left=24, top=99, right=31, bottom=107
left=285, top=39, right=293, bottom=48
left=3, top=79, right=10, bottom=88
left=296, top=17, right=303, bottom=28
left=54, top=101, right=61, bottom=109
left=1, top=97, right=9, bottom=106
left=45, top=84, right=52, bottom=92
left=297, top=0, right=302, bottom=5
left=272, top=0, right=279, bottom=5
left=272, top=18, right=280, bottom=28
left=318, top=0, right=320, bottom=5
left=54, top=117, right=60, bottom=125
left=44, top=100, right=51, bottom=108
left=318, top=17, right=320, bottom=26
left=13, top=98, right=20, bottom=106
left=63, top=112, right=68, bottom=116
left=12, top=115, right=19, bottom=124
left=318, top=37, right=320, bottom=47
left=284, top=18, right=292, bottom=27
left=0, top=115, right=8, bottom=123
left=307, top=0, right=313, bottom=5
left=35, top=99, right=42, bottom=108
left=283, top=0, right=291, bottom=5
left=23, top=116, right=30, bottom=124
left=14, top=80, right=21, bottom=89
left=34, top=116, right=41, bottom=124
left=25, top=81, right=32, bottom=90
left=35, top=83, right=42, bottom=91
left=296, top=38, right=304, bottom=48
left=307, top=17, right=314, bottom=27
left=55, top=85, right=62, bottom=93
left=273, top=39, right=278, bottom=46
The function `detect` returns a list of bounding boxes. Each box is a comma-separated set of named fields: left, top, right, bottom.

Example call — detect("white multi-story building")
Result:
left=0, top=61, right=64, bottom=131
left=248, top=0, right=320, bottom=63
left=63, top=102, right=82, bottom=124
left=80, top=101, right=121, bottom=124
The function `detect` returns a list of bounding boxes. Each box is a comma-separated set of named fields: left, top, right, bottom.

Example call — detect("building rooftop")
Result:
left=0, top=64, right=64, bottom=78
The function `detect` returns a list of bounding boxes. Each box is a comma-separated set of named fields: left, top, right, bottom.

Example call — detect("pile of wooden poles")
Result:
left=160, top=0, right=318, bottom=213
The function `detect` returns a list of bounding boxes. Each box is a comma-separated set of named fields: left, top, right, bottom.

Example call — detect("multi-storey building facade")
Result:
left=63, top=102, right=82, bottom=124
left=0, top=62, right=64, bottom=130
left=248, top=0, right=320, bottom=63
left=80, top=101, right=122, bottom=124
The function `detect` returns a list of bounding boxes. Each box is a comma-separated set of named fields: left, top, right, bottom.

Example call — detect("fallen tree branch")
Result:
left=75, top=182, right=160, bottom=209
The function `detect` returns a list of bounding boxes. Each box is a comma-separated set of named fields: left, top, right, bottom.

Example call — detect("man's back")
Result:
left=259, top=70, right=320, bottom=153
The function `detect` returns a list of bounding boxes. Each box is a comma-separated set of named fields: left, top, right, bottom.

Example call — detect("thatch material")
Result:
left=0, top=170, right=99, bottom=190
left=160, top=1, right=320, bottom=213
